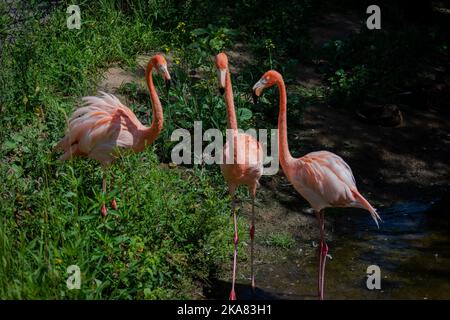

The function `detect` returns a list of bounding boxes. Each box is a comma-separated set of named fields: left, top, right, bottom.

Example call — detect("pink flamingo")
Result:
left=56, top=54, right=171, bottom=217
left=252, top=70, right=381, bottom=300
left=215, top=53, right=264, bottom=300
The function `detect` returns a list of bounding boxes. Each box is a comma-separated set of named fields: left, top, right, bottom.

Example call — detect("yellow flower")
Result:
left=176, top=22, right=186, bottom=33
left=265, top=39, right=275, bottom=49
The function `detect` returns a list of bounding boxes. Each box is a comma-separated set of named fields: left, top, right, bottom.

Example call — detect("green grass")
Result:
left=0, top=1, right=237, bottom=299
left=263, top=233, right=295, bottom=249
left=0, top=151, right=232, bottom=299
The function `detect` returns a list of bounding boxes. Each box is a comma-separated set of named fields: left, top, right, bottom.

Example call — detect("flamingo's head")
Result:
left=252, top=70, right=282, bottom=104
left=215, top=52, right=228, bottom=95
left=151, top=54, right=171, bottom=92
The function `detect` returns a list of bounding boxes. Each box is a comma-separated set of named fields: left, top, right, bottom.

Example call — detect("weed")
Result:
left=263, top=233, right=295, bottom=249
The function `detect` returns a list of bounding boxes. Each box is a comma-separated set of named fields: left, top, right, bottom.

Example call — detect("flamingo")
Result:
left=56, top=54, right=171, bottom=217
left=215, top=52, right=264, bottom=300
left=252, top=70, right=381, bottom=300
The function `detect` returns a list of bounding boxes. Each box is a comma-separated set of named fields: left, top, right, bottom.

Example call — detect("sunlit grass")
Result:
left=263, top=232, right=296, bottom=249
left=0, top=1, right=235, bottom=299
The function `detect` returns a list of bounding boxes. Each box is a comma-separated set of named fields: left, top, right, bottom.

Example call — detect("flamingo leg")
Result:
left=229, top=196, right=238, bottom=300
left=317, top=210, right=328, bottom=300
left=121, top=162, right=129, bottom=208
left=250, top=194, right=256, bottom=291
left=316, top=211, right=323, bottom=297
left=111, top=172, right=117, bottom=210
left=101, top=171, right=107, bottom=218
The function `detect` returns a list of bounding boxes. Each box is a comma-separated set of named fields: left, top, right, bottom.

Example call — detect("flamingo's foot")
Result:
left=318, top=283, right=324, bottom=300
left=101, top=203, right=107, bottom=218
left=251, top=276, right=256, bottom=290
left=318, top=284, right=325, bottom=300
left=318, top=242, right=328, bottom=300
left=111, top=198, right=118, bottom=210
left=229, top=289, right=236, bottom=300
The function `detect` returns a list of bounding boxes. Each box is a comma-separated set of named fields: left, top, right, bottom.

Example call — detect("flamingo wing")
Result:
left=221, top=133, right=264, bottom=187
left=291, top=151, right=380, bottom=226
left=56, top=92, right=141, bottom=165
left=293, top=151, right=358, bottom=206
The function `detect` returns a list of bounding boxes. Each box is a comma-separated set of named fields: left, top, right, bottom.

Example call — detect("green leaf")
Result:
left=191, top=28, right=208, bottom=36
left=237, top=108, right=252, bottom=121
left=3, top=140, right=16, bottom=151
left=209, top=38, right=224, bottom=51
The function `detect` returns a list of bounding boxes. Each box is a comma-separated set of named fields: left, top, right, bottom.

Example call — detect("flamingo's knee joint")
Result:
left=320, top=242, right=329, bottom=256
left=101, top=204, right=107, bottom=218
left=249, top=225, right=255, bottom=240
left=233, top=234, right=239, bottom=246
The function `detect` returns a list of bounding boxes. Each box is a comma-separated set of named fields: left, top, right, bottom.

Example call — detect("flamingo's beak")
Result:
left=252, top=78, right=267, bottom=104
left=159, top=64, right=171, bottom=95
left=218, top=69, right=226, bottom=95
left=158, top=64, right=170, bottom=79
left=252, top=91, right=259, bottom=104
left=165, top=78, right=171, bottom=95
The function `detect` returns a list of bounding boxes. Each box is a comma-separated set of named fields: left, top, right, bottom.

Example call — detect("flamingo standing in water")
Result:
left=56, top=54, right=171, bottom=217
left=215, top=53, right=264, bottom=300
left=252, top=70, right=381, bottom=300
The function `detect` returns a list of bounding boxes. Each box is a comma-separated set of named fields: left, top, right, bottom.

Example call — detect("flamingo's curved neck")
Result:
left=225, top=68, right=238, bottom=130
left=276, top=78, right=294, bottom=167
left=143, top=62, right=164, bottom=147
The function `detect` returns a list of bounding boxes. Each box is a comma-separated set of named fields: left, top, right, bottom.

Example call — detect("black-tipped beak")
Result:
left=165, top=79, right=171, bottom=94
left=252, top=91, right=259, bottom=105
left=219, top=87, right=225, bottom=95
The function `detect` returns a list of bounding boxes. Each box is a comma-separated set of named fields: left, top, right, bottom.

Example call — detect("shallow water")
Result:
left=207, top=199, right=450, bottom=300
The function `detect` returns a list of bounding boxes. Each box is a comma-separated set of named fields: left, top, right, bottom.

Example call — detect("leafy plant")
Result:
left=328, top=65, right=370, bottom=107
left=190, top=24, right=238, bottom=54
